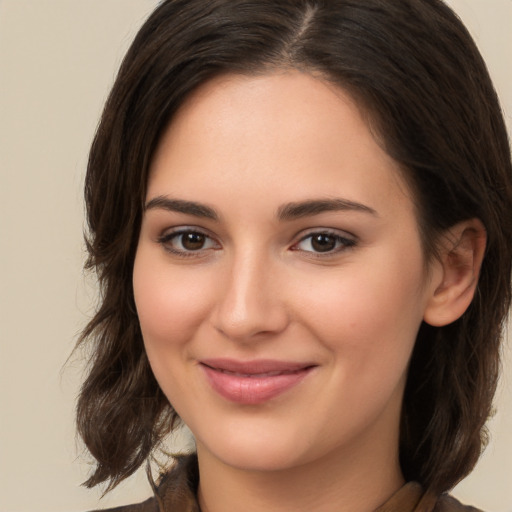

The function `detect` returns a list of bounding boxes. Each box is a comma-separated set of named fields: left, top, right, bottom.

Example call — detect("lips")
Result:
left=199, top=358, right=316, bottom=404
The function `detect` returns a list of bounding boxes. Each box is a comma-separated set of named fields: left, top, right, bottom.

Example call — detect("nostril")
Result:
left=212, top=303, right=289, bottom=342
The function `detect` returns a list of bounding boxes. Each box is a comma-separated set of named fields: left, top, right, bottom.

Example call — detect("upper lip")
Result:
left=200, top=358, right=317, bottom=376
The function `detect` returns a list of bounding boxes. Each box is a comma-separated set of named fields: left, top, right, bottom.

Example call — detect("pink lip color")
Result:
left=200, top=358, right=315, bottom=405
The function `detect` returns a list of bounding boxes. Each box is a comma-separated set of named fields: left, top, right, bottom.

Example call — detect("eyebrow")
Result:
left=277, top=198, right=378, bottom=220
left=144, top=196, right=377, bottom=221
left=145, top=196, right=219, bottom=220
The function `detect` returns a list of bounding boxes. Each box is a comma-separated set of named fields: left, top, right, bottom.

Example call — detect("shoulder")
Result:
left=433, top=494, right=483, bottom=512
left=392, top=482, right=485, bottom=512
left=86, top=454, right=199, bottom=512
left=86, top=496, right=158, bottom=512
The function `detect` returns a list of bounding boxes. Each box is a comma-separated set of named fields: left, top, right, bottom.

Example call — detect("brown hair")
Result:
left=77, top=0, right=512, bottom=494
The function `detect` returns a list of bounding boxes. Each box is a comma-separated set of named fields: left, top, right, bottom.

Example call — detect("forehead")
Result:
left=148, top=71, right=414, bottom=220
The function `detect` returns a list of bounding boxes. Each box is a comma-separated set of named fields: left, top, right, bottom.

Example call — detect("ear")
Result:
left=423, top=219, right=486, bottom=327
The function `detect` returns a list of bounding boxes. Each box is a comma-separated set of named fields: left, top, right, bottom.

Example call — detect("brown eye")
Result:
left=311, top=234, right=337, bottom=252
left=158, top=229, right=219, bottom=256
left=293, top=231, right=356, bottom=255
left=181, top=232, right=206, bottom=250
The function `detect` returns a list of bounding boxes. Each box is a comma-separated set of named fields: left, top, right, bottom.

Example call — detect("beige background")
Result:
left=0, top=1, right=510, bottom=511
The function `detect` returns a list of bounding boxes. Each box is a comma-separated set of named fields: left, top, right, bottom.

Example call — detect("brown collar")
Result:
left=151, top=454, right=479, bottom=512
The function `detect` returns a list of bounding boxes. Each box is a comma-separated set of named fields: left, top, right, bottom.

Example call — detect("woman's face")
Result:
left=133, top=72, right=438, bottom=474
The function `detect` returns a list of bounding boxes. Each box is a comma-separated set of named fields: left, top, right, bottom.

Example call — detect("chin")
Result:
left=194, top=423, right=311, bottom=472
left=212, top=445, right=305, bottom=473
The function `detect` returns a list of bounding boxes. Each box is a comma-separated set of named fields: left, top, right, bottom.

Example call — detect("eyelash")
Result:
left=157, top=228, right=357, bottom=258
left=157, top=228, right=220, bottom=258
left=291, top=230, right=356, bottom=257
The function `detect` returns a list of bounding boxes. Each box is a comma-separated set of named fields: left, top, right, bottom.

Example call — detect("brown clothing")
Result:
left=91, top=455, right=482, bottom=512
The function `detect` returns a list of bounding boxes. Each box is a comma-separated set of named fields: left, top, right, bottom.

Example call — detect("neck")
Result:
left=196, top=427, right=404, bottom=512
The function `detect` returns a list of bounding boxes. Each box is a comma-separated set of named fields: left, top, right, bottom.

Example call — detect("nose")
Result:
left=212, top=251, right=289, bottom=342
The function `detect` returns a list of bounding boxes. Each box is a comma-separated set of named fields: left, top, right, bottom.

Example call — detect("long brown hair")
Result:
left=77, top=0, right=512, bottom=493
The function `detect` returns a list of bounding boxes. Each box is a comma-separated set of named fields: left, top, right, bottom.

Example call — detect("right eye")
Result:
left=157, top=229, right=220, bottom=256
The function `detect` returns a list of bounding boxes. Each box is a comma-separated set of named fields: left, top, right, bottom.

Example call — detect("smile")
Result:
left=199, top=359, right=316, bottom=405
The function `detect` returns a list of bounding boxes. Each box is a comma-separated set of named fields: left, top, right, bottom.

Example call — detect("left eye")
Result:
left=293, top=232, right=355, bottom=253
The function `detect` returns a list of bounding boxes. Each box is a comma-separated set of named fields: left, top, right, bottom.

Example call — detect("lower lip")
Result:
left=201, top=365, right=313, bottom=405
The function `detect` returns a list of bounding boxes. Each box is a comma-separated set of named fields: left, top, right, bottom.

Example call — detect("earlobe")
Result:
left=423, top=219, right=486, bottom=327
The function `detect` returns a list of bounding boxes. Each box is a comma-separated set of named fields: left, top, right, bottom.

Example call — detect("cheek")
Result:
left=132, top=251, right=214, bottom=350
left=294, top=250, right=427, bottom=360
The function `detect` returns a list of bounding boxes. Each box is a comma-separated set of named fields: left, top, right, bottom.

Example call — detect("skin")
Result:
left=133, top=71, right=483, bottom=512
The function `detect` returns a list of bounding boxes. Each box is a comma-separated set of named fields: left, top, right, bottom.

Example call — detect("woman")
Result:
left=77, top=1, right=512, bottom=511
